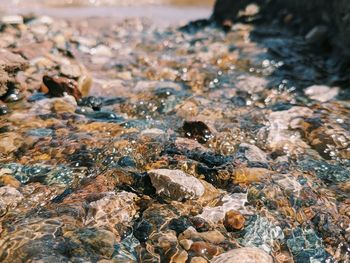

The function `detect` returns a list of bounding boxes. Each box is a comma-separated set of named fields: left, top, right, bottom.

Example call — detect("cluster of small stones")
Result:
left=0, top=9, right=349, bottom=263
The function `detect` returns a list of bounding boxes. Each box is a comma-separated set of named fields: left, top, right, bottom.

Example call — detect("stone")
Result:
left=241, top=216, right=284, bottom=253
left=191, top=257, right=207, bottom=263
left=183, top=121, right=213, bottom=144
left=179, top=228, right=226, bottom=244
left=84, top=191, right=138, bottom=232
left=0, top=175, right=21, bottom=188
left=224, top=210, right=245, bottom=231
left=1, top=15, right=24, bottom=25
left=0, top=186, right=23, bottom=215
left=265, top=107, right=313, bottom=154
left=211, top=247, right=273, bottom=263
left=148, top=169, right=205, bottom=201
left=42, top=75, right=82, bottom=100
left=237, top=143, right=268, bottom=164
left=304, top=85, right=339, bottom=102
left=305, top=26, right=329, bottom=44
left=233, top=168, right=271, bottom=184
left=199, top=193, right=249, bottom=223
left=0, top=132, right=23, bottom=155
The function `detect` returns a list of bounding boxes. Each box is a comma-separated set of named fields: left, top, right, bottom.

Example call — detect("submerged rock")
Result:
left=148, top=169, right=205, bottom=201
left=211, top=247, right=273, bottom=263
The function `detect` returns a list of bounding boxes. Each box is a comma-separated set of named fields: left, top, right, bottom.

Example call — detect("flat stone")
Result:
left=304, top=85, right=339, bottom=102
left=211, top=247, right=273, bottom=263
left=148, top=169, right=205, bottom=201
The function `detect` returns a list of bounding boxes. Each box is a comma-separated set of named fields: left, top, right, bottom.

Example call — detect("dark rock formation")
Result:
left=212, top=0, right=350, bottom=56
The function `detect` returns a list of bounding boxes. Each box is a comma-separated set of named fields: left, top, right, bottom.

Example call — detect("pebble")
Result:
left=211, top=247, right=273, bottom=263
left=0, top=175, right=21, bottom=188
left=304, top=85, right=339, bottom=102
left=224, top=210, right=245, bottom=231
left=148, top=169, right=205, bottom=201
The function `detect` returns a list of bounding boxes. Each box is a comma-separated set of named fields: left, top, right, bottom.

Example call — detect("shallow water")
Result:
left=0, top=3, right=349, bottom=263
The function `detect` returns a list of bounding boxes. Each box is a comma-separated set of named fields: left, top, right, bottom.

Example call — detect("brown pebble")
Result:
left=190, top=241, right=222, bottom=259
left=224, top=210, right=245, bottom=231
left=42, top=75, right=81, bottom=100
left=0, top=175, right=21, bottom=188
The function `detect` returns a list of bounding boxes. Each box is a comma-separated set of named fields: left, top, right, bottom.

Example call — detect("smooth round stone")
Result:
left=211, top=247, right=273, bottom=263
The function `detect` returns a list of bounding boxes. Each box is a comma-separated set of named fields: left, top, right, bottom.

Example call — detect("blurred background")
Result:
left=1, top=0, right=215, bottom=24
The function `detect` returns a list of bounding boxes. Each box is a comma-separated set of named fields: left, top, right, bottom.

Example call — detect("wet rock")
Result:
left=211, top=247, right=273, bottom=263
left=265, top=107, right=313, bottom=154
left=0, top=174, right=21, bottom=188
left=224, top=210, right=245, bottom=231
left=85, top=191, right=138, bottom=232
left=286, top=228, right=332, bottom=263
left=168, top=216, right=194, bottom=236
left=0, top=104, right=9, bottom=115
left=190, top=217, right=211, bottom=233
left=133, top=220, right=153, bottom=242
left=241, top=216, right=284, bottom=253
left=199, top=193, right=249, bottom=223
left=236, top=143, right=268, bottom=164
left=298, top=158, right=350, bottom=184
left=30, top=95, right=77, bottom=115
left=42, top=75, right=82, bottom=100
left=305, top=25, right=328, bottom=44
left=78, top=96, right=102, bottom=111
left=233, top=168, right=271, bottom=184
left=189, top=241, right=223, bottom=259
left=0, top=132, right=23, bottom=154
left=304, top=85, right=339, bottom=102
left=148, top=169, right=205, bottom=201
left=0, top=186, right=23, bottom=215
left=180, top=228, right=226, bottom=245
left=191, top=257, right=208, bottom=263
left=183, top=121, right=213, bottom=144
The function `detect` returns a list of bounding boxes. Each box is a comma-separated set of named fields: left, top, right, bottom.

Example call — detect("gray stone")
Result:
left=148, top=169, right=205, bottom=201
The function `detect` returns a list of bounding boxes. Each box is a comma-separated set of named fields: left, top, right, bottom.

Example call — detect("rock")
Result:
left=148, top=169, right=205, bottom=201
left=30, top=95, right=77, bottom=115
left=183, top=121, right=213, bottom=144
left=191, top=257, right=208, bottom=263
left=304, top=85, right=339, bottom=102
left=0, top=175, right=21, bottom=188
left=85, top=191, right=138, bottom=232
left=287, top=228, right=332, bottom=263
left=233, top=168, right=271, bottom=184
left=305, top=26, right=328, bottom=44
left=42, top=75, right=82, bottom=100
left=190, top=241, right=223, bottom=259
left=0, top=132, right=23, bottom=154
left=60, top=64, right=82, bottom=79
left=0, top=186, right=23, bottom=215
left=0, top=49, right=28, bottom=74
left=265, top=107, right=313, bottom=154
left=199, top=193, right=249, bottom=223
left=241, top=216, right=284, bottom=253
left=237, top=143, right=268, bottom=164
left=224, top=210, right=245, bottom=231
left=0, top=49, right=28, bottom=98
left=179, top=228, right=226, bottom=244
left=1, top=15, right=24, bottom=25
left=211, top=247, right=273, bottom=263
